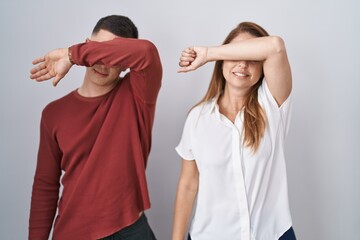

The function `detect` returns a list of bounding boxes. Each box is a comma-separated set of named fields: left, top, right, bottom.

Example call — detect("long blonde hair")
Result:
left=195, top=22, right=269, bottom=152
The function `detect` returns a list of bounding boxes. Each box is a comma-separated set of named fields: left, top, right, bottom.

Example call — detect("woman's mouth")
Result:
left=233, top=72, right=249, bottom=77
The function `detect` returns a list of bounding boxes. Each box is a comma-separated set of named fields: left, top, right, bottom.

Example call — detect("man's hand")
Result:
left=177, top=46, right=208, bottom=73
left=30, top=48, right=73, bottom=86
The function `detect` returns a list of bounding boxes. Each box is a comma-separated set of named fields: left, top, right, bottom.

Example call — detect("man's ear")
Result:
left=85, top=38, right=90, bottom=43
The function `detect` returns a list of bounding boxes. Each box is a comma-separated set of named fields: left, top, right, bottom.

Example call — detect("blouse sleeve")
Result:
left=258, top=80, right=293, bottom=138
left=175, top=111, right=196, bottom=161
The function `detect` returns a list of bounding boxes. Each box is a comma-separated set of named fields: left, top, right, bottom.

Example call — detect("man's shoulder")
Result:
left=42, top=90, right=75, bottom=117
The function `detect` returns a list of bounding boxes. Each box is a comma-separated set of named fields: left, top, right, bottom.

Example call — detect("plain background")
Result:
left=0, top=0, right=359, bottom=239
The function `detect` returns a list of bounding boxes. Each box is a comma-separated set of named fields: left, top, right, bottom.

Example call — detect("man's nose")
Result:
left=94, top=64, right=108, bottom=71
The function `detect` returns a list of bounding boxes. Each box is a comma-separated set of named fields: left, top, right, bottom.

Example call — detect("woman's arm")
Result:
left=172, top=159, right=199, bottom=240
left=178, top=36, right=292, bottom=106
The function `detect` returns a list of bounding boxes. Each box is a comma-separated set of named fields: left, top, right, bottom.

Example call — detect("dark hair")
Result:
left=92, top=15, right=138, bottom=38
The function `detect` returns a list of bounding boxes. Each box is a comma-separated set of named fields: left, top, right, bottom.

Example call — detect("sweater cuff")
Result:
left=68, top=46, right=75, bottom=65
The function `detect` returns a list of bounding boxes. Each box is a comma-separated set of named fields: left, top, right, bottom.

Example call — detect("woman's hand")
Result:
left=177, top=46, right=208, bottom=73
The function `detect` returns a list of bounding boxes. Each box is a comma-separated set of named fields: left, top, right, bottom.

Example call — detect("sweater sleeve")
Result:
left=29, top=115, right=62, bottom=240
left=70, top=37, right=162, bottom=103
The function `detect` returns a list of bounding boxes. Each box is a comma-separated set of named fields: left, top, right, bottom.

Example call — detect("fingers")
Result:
left=32, top=72, right=54, bottom=82
left=183, top=47, right=195, bottom=54
left=30, top=56, right=55, bottom=81
left=180, top=55, right=195, bottom=62
left=179, top=61, right=190, bottom=67
left=30, top=58, right=49, bottom=80
left=177, top=67, right=191, bottom=73
left=30, top=63, right=47, bottom=75
left=52, top=75, right=64, bottom=87
left=181, top=47, right=196, bottom=58
left=179, top=54, right=195, bottom=67
left=30, top=69, right=48, bottom=80
left=32, top=56, right=45, bottom=65
left=178, top=47, right=196, bottom=68
left=177, top=65, right=195, bottom=73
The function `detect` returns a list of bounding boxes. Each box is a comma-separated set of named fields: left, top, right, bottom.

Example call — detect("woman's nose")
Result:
left=237, top=60, right=248, bottom=68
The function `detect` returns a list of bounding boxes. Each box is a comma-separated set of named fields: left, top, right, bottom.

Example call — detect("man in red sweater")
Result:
left=29, top=15, right=162, bottom=240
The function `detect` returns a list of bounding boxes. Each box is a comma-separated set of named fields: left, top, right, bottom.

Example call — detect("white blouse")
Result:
left=176, top=80, right=293, bottom=240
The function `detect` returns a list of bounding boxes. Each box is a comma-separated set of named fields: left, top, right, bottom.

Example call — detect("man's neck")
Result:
left=78, top=79, right=119, bottom=98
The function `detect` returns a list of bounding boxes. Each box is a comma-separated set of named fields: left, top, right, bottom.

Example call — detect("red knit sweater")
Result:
left=29, top=37, right=162, bottom=239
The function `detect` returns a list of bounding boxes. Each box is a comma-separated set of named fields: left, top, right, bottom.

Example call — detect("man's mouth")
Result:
left=93, top=68, right=109, bottom=77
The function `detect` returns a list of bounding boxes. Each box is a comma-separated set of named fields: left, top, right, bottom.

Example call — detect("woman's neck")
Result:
left=218, top=87, right=247, bottom=122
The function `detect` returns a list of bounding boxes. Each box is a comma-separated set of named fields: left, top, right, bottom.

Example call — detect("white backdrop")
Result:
left=0, top=0, right=359, bottom=239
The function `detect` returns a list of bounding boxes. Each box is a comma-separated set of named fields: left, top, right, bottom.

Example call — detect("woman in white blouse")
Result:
left=172, top=22, right=296, bottom=240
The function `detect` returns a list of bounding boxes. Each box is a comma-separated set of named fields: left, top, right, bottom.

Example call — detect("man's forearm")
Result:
left=70, top=37, right=160, bottom=72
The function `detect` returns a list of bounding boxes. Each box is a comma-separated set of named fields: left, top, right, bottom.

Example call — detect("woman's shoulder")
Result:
left=188, top=99, right=213, bottom=117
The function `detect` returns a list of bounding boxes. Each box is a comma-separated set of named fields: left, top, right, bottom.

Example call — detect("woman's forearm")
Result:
left=206, top=36, right=286, bottom=62
left=172, top=179, right=198, bottom=240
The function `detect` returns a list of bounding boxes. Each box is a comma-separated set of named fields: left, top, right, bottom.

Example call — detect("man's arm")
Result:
left=29, top=116, right=62, bottom=240
left=30, top=37, right=162, bottom=102
left=71, top=37, right=162, bottom=103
